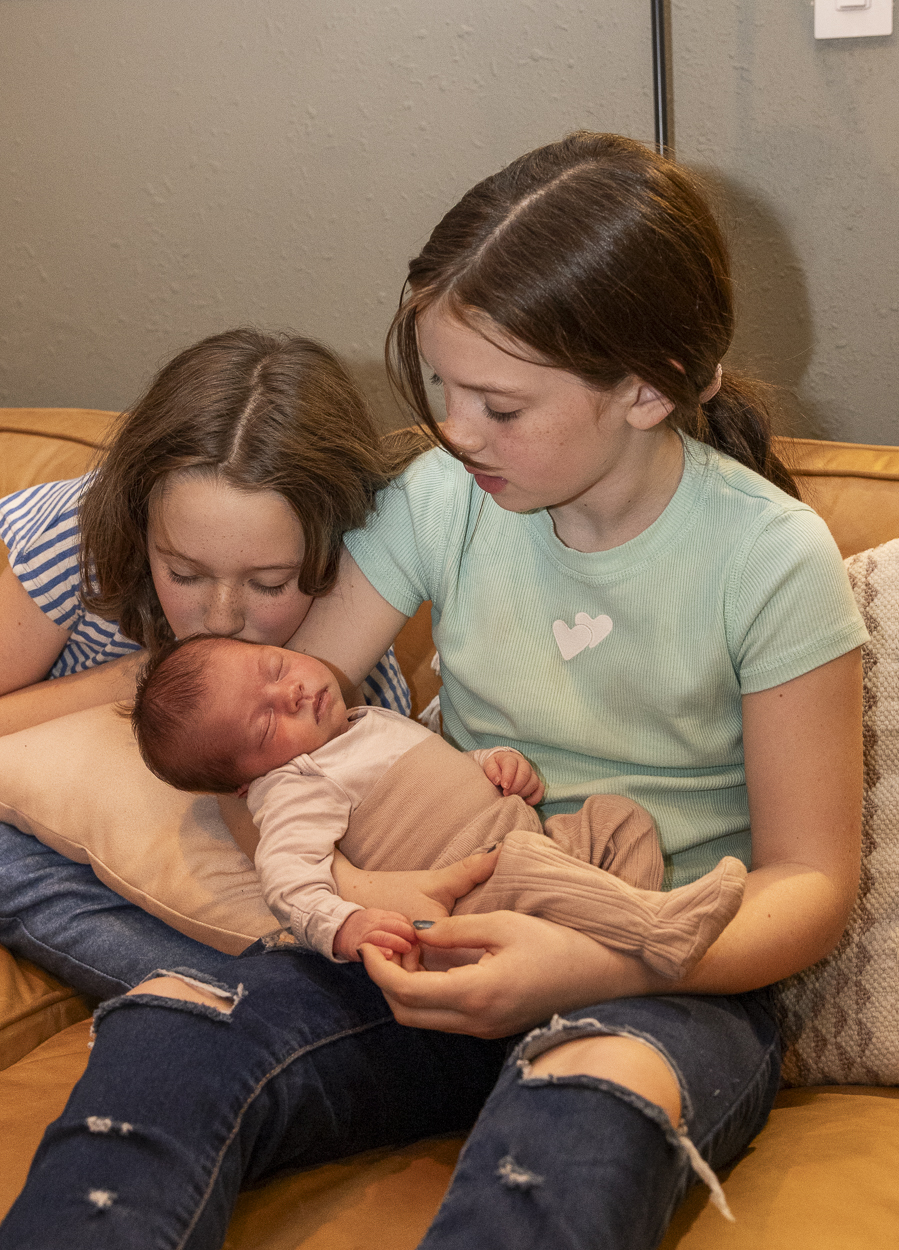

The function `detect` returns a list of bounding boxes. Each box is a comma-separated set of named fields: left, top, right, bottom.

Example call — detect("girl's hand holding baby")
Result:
left=333, top=907, right=417, bottom=962
left=482, top=750, right=544, bottom=806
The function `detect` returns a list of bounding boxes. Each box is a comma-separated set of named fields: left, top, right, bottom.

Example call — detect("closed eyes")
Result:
left=430, top=373, right=521, bottom=423
left=166, top=569, right=291, bottom=596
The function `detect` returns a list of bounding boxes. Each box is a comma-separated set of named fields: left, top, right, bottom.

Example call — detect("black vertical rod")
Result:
left=651, top=0, right=670, bottom=156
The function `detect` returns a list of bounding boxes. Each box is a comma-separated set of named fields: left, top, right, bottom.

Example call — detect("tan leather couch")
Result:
left=1, top=409, right=898, bottom=1249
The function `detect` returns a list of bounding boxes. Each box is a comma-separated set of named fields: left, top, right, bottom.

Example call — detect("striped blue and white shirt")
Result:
left=0, top=476, right=411, bottom=714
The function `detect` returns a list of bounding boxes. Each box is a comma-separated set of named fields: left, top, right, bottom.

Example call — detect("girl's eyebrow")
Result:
left=433, top=376, right=524, bottom=397
left=463, top=382, right=522, bottom=396
left=427, top=368, right=524, bottom=398
left=151, top=542, right=301, bottom=574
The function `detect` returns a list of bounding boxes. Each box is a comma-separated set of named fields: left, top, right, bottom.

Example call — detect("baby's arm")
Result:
left=470, top=747, right=545, bottom=806
left=249, top=763, right=414, bottom=962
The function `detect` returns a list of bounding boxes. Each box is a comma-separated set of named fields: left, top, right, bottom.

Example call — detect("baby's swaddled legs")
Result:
left=454, top=796, right=746, bottom=980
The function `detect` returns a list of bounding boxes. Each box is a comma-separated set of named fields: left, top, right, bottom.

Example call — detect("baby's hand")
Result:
left=482, top=750, right=545, bottom=806
left=333, top=908, right=416, bottom=963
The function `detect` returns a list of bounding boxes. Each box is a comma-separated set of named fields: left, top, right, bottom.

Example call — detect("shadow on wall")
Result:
left=702, top=171, right=822, bottom=441
left=350, top=359, right=411, bottom=435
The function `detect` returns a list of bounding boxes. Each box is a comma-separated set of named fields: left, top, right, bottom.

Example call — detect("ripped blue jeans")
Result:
left=0, top=942, right=780, bottom=1250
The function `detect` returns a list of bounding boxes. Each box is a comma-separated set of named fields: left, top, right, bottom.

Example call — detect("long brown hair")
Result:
left=81, top=328, right=411, bottom=653
left=387, top=131, right=797, bottom=496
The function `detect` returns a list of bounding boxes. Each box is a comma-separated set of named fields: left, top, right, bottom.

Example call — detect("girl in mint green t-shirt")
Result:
left=297, top=133, right=865, bottom=1244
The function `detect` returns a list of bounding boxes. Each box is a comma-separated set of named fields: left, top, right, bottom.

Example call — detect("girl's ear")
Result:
left=235, top=782, right=250, bottom=798
left=625, top=381, right=675, bottom=431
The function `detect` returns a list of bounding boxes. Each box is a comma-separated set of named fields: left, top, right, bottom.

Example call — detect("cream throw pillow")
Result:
left=775, top=538, right=899, bottom=1086
left=0, top=703, right=278, bottom=955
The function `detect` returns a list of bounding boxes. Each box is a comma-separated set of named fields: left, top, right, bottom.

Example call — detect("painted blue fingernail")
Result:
left=412, top=920, right=435, bottom=930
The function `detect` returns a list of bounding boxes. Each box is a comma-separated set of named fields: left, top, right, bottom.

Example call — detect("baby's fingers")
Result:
left=520, top=771, right=545, bottom=805
left=366, top=928, right=414, bottom=956
left=482, top=756, right=504, bottom=788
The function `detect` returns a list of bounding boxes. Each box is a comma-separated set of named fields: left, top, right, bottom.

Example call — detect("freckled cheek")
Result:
left=152, top=581, right=205, bottom=637
left=244, top=591, right=315, bottom=645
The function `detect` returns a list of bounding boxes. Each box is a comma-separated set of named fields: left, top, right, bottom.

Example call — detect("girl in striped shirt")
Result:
left=0, top=328, right=414, bottom=995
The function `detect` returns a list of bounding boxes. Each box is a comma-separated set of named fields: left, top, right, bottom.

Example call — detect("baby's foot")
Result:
left=643, top=857, right=747, bottom=980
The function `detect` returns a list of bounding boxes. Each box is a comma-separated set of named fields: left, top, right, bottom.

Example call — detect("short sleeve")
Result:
left=0, top=476, right=140, bottom=676
left=0, top=478, right=86, bottom=629
left=727, top=505, right=869, bottom=693
left=344, top=449, right=462, bottom=617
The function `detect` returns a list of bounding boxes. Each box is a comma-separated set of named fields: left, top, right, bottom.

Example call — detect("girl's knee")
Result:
left=527, top=1032, right=682, bottom=1125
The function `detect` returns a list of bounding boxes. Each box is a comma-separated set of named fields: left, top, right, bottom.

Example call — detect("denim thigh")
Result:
left=0, top=821, right=238, bottom=997
left=0, top=948, right=507, bottom=1250
left=419, top=989, right=781, bottom=1250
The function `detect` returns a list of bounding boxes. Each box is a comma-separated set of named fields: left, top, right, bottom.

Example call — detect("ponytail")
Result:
left=689, top=372, right=798, bottom=499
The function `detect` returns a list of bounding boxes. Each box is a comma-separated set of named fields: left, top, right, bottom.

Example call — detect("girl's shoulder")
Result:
left=686, top=438, right=825, bottom=552
left=688, top=438, right=805, bottom=511
left=389, top=444, right=471, bottom=495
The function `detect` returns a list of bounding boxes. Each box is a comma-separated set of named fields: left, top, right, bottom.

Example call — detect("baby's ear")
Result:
left=235, top=782, right=250, bottom=799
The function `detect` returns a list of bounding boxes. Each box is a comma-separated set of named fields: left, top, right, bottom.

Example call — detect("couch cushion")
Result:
left=0, top=947, right=92, bottom=1074
left=0, top=409, right=113, bottom=501
left=661, top=1087, right=899, bottom=1249
left=774, top=435, right=899, bottom=558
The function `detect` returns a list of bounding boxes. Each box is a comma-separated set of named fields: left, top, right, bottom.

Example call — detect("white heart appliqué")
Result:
left=552, top=620, right=593, bottom=660
left=575, top=612, right=613, bottom=648
left=553, top=612, right=614, bottom=660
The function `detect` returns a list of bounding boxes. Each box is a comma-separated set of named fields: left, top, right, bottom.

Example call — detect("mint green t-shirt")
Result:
left=345, top=438, right=867, bottom=886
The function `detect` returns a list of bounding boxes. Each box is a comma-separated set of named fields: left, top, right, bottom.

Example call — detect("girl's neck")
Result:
left=547, top=426, right=685, bottom=554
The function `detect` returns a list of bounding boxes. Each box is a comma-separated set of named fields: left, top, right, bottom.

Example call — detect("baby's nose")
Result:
left=282, top=681, right=306, bottom=711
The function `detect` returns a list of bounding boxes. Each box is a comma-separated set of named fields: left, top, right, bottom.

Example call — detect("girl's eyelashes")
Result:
left=484, top=403, right=521, bottom=423
left=251, top=581, right=289, bottom=597
left=166, top=568, right=289, bottom=597
left=430, top=370, right=520, bottom=421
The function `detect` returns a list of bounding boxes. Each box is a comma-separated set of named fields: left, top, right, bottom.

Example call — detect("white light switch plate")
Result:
left=815, top=0, right=893, bottom=38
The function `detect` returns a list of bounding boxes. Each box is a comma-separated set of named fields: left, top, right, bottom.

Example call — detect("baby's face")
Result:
left=201, top=640, right=350, bottom=782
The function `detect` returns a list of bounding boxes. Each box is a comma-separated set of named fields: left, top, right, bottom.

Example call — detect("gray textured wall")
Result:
left=0, top=0, right=650, bottom=427
left=1, top=0, right=897, bottom=443
left=673, top=1, right=899, bottom=443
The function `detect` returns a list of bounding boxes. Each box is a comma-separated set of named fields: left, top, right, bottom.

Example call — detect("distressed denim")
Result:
left=0, top=939, right=780, bottom=1250
left=419, top=992, right=781, bottom=1248
left=0, top=821, right=238, bottom=995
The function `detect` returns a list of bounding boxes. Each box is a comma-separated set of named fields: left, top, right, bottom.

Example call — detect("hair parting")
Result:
left=80, top=328, right=417, bottom=655
left=386, top=131, right=797, bottom=497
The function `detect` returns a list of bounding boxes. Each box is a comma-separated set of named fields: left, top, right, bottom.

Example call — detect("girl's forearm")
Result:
left=545, top=861, right=858, bottom=1013
left=0, top=652, right=144, bottom=737
left=365, top=858, right=860, bottom=1040
left=675, top=862, right=857, bottom=996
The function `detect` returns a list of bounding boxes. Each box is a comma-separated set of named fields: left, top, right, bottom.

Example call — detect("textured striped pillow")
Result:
left=775, top=538, right=899, bottom=1086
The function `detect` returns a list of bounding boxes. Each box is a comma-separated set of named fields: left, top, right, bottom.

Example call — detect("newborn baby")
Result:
left=133, top=635, right=746, bottom=974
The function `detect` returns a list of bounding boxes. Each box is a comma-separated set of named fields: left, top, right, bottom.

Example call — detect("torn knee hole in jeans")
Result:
left=511, top=1014, right=735, bottom=1223
left=86, top=1116, right=133, bottom=1136
left=514, top=1013, right=681, bottom=1090
left=91, top=967, right=246, bottom=1034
